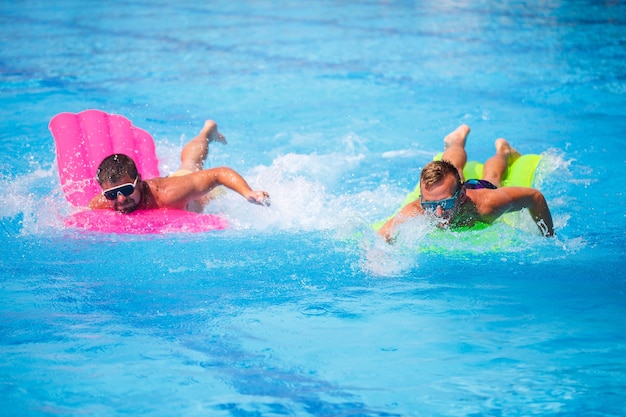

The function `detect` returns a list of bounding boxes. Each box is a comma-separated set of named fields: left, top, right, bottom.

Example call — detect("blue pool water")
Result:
left=1, top=1, right=625, bottom=415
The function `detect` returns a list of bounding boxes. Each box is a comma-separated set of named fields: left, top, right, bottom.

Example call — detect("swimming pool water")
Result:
left=1, top=1, right=625, bottom=416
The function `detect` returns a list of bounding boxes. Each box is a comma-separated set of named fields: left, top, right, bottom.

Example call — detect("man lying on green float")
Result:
left=376, top=124, right=555, bottom=243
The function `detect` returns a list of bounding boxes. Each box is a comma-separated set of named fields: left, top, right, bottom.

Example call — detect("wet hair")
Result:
left=96, top=154, right=138, bottom=185
left=420, top=159, right=462, bottom=191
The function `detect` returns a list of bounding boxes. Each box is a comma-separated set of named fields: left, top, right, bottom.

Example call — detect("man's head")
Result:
left=96, top=154, right=138, bottom=185
left=419, top=159, right=463, bottom=221
left=96, top=154, right=142, bottom=213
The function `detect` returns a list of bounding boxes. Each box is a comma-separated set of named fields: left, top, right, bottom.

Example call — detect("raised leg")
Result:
left=441, top=124, right=470, bottom=182
left=178, top=120, right=227, bottom=172
left=482, top=138, right=521, bottom=187
left=177, top=120, right=227, bottom=212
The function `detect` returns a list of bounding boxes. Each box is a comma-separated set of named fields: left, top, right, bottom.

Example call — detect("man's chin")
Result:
left=116, top=205, right=138, bottom=214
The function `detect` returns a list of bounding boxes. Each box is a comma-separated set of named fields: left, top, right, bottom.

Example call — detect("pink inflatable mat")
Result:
left=50, top=110, right=227, bottom=234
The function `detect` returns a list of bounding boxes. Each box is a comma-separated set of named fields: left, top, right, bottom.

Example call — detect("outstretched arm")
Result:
left=525, top=190, right=554, bottom=237
left=491, top=187, right=554, bottom=237
left=377, top=201, right=423, bottom=243
left=178, top=167, right=270, bottom=206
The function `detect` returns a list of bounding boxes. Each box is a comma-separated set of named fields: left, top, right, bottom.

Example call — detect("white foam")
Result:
left=206, top=151, right=380, bottom=233
left=0, top=165, right=70, bottom=236
left=381, top=148, right=436, bottom=159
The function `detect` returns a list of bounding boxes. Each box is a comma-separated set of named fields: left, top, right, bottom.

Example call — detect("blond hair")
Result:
left=420, top=159, right=461, bottom=190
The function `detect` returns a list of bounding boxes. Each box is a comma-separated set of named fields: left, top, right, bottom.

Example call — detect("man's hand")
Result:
left=247, top=190, right=271, bottom=206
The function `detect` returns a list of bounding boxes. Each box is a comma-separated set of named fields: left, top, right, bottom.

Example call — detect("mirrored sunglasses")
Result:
left=420, top=186, right=461, bottom=211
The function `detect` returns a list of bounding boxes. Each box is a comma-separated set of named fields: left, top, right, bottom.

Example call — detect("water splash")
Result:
left=0, top=144, right=588, bottom=270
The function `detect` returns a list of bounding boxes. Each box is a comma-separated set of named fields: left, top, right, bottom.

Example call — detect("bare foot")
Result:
left=201, top=120, right=227, bottom=145
left=495, top=138, right=521, bottom=164
left=444, top=124, right=470, bottom=150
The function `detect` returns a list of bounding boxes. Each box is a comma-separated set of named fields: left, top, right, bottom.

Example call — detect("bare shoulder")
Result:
left=378, top=200, right=423, bottom=240
left=466, top=188, right=511, bottom=216
left=143, top=177, right=179, bottom=199
left=145, top=177, right=168, bottom=190
left=497, top=186, right=542, bottom=199
left=472, top=187, right=541, bottom=218
left=399, top=200, right=424, bottom=217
